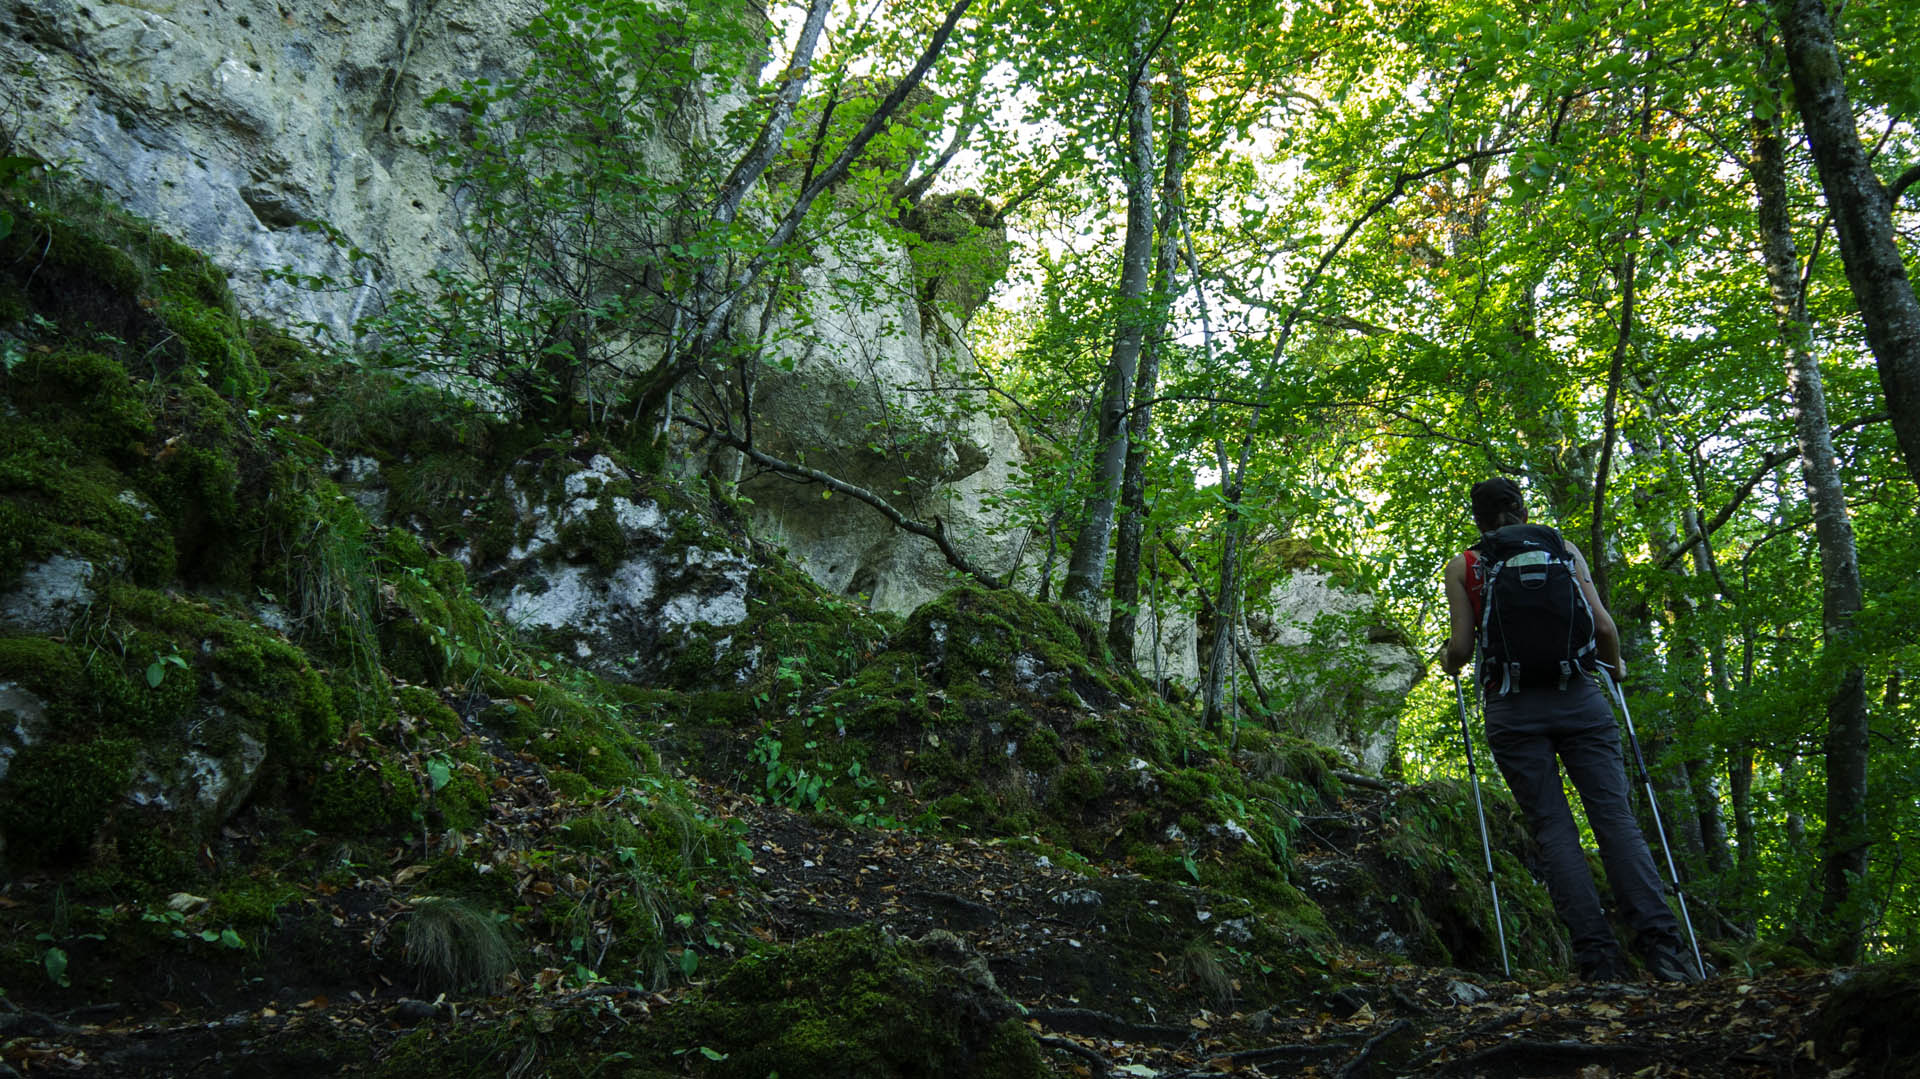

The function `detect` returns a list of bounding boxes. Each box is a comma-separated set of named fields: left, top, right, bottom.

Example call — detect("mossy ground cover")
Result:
left=721, top=585, right=1348, bottom=936
left=380, top=926, right=1048, bottom=1079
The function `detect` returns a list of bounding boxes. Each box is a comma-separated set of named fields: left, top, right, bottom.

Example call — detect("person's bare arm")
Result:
left=1441, top=554, right=1476, bottom=676
left=1564, top=540, right=1623, bottom=680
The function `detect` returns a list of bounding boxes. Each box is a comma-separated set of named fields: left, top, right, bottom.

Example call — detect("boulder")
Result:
left=471, top=451, right=752, bottom=682
left=736, top=228, right=1025, bottom=615
left=1247, top=568, right=1422, bottom=776
left=0, top=554, right=97, bottom=634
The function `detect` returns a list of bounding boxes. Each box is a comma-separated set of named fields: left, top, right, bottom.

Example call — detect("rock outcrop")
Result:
left=470, top=450, right=754, bottom=683
left=1, top=0, right=542, bottom=338
left=1248, top=568, right=1423, bottom=775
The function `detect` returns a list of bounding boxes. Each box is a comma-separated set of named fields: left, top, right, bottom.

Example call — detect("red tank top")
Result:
left=1463, top=548, right=1485, bottom=622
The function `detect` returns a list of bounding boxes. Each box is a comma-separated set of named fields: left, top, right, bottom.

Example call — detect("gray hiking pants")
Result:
left=1484, top=677, right=1679, bottom=964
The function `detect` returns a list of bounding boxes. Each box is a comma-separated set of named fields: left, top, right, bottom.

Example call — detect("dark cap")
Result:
left=1470, top=477, right=1525, bottom=531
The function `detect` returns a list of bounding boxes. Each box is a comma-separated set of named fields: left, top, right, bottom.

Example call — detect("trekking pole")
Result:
left=1452, top=672, right=1511, bottom=978
left=1603, top=669, right=1708, bottom=980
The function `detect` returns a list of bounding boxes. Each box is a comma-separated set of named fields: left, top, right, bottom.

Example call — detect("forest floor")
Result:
left=717, top=781, right=1833, bottom=1079
left=0, top=766, right=1839, bottom=1078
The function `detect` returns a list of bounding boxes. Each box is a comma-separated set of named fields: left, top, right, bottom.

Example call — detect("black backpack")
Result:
left=1472, top=524, right=1599, bottom=695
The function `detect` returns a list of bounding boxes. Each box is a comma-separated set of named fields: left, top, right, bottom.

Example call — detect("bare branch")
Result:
left=676, top=417, right=1006, bottom=588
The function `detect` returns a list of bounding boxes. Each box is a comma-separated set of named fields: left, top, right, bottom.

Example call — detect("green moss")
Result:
left=212, top=879, right=299, bottom=933
left=6, top=349, right=155, bottom=458
left=0, top=738, right=139, bottom=863
left=1017, top=725, right=1061, bottom=769
left=309, top=746, right=422, bottom=836
left=0, top=635, right=85, bottom=694
left=558, top=495, right=628, bottom=571
left=1056, top=760, right=1105, bottom=804
left=480, top=672, right=654, bottom=786
left=431, top=769, right=491, bottom=831
left=0, top=423, right=176, bottom=584
left=209, top=636, right=340, bottom=762
left=155, top=295, right=260, bottom=398
left=395, top=685, right=461, bottom=737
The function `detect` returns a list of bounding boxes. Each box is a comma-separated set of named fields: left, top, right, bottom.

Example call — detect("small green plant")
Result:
left=39, top=940, right=68, bottom=987
left=144, top=650, right=189, bottom=688
left=748, top=733, right=832, bottom=809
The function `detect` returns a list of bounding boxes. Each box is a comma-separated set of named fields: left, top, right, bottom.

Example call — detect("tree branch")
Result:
left=1890, top=162, right=1920, bottom=206
left=1654, top=411, right=1889, bottom=570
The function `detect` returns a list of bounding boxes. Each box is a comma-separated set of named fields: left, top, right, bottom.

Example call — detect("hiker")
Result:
left=1439, top=477, right=1698, bottom=984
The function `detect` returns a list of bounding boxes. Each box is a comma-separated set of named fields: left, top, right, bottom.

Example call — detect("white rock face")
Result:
left=6, top=0, right=1029, bottom=613
left=0, top=555, right=97, bottom=634
left=2, top=0, right=543, bottom=339
left=481, top=453, right=750, bottom=682
left=1247, top=569, right=1422, bottom=775
left=737, top=237, right=1026, bottom=615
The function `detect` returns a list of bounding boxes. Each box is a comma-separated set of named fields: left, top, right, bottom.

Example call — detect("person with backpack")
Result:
left=1439, top=477, right=1699, bottom=983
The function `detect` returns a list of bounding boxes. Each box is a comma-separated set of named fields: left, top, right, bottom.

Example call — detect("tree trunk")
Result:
left=1062, top=22, right=1157, bottom=611
left=1751, top=72, right=1871, bottom=960
left=1109, top=62, right=1189, bottom=663
left=1729, top=743, right=1757, bottom=932
left=1687, top=515, right=1736, bottom=877
left=1777, top=0, right=1920, bottom=490
left=1201, top=497, right=1242, bottom=733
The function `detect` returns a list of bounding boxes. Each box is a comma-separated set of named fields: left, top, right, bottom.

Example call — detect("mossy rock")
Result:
left=309, top=743, right=424, bottom=836
left=0, top=737, right=139, bottom=862
left=480, top=671, right=655, bottom=786
left=670, top=927, right=1046, bottom=1078
left=1337, top=779, right=1562, bottom=973
left=1815, top=957, right=1920, bottom=1078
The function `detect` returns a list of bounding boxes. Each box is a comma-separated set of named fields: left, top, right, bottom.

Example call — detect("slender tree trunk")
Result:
left=1109, top=62, right=1189, bottom=663
left=1776, top=0, right=1920, bottom=490
left=1062, top=22, right=1157, bottom=611
left=1688, top=514, right=1736, bottom=877
left=1202, top=496, right=1242, bottom=732
left=1752, top=72, right=1871, bottom=960
left=1729, top=743, right=1758, bottom=931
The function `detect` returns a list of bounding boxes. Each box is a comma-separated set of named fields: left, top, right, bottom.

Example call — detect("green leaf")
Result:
left=146, top=662, right=166, bottom=688
left=426, top=758, right=453, bottom=792
left=679, top=948, right=699, bottom=977
left=219, top=928, right=246, bottom=950
left=44, top=946, right=69, bottom=987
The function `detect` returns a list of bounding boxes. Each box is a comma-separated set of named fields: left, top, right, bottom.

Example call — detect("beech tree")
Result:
left=1751, top=51, right=1869, bottom=959
left=1776, top=0, right=1920, bottom=491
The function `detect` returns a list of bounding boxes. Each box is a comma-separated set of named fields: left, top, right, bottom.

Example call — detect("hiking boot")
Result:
left=1576, top=949, right=1633, bottom=984
left=1636, top=939, right=1702, bottom=983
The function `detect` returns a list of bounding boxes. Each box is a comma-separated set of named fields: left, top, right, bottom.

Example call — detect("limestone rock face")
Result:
left=0, top=0, right=541, bottom=339
left=472, top=452, right=752, bottom=683
left=1247, top=569, right=1422, bottom=775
